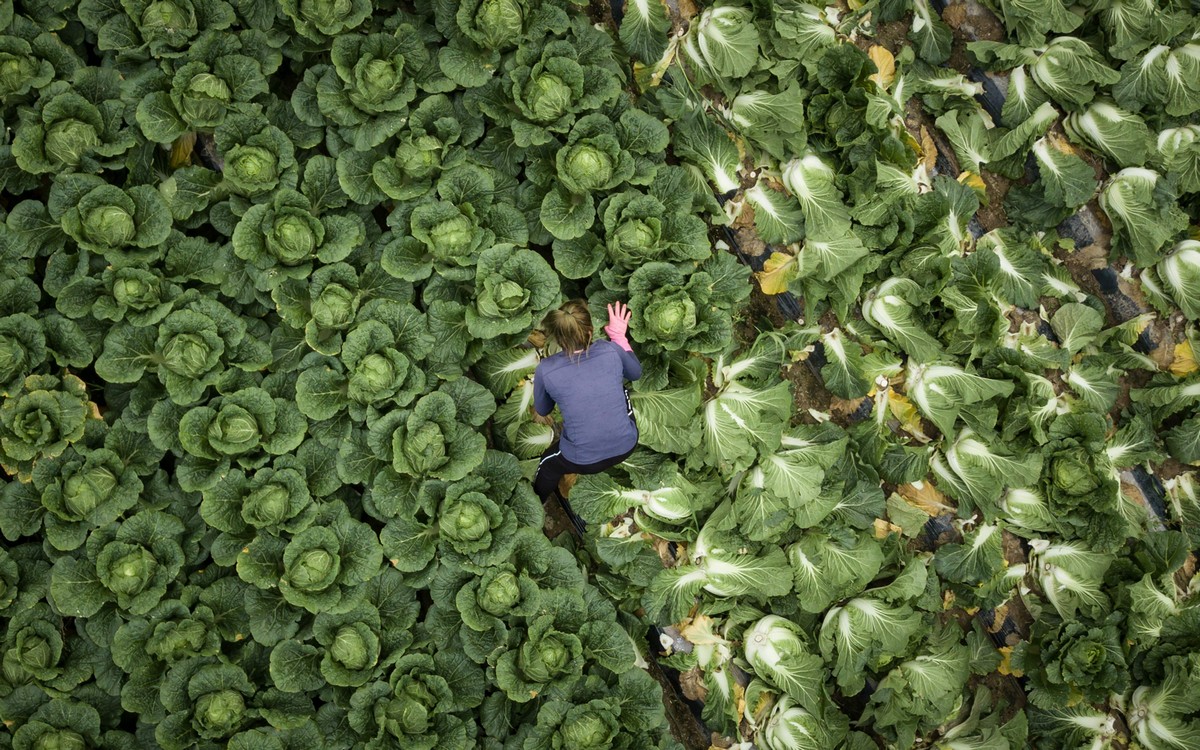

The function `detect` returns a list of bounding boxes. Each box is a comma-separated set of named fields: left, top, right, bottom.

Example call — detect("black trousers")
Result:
left=533, top=442, right=636, bottom=503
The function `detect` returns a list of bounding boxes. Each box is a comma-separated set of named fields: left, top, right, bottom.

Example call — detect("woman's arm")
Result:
left=532, top=367, right=555, bottom=416
left=618, top=349, right=641, bottom=381
left=604, top=301, right=640, bottom=380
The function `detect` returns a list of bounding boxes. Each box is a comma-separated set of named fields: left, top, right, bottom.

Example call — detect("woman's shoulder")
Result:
left=535, top=351, right=561, bottom=370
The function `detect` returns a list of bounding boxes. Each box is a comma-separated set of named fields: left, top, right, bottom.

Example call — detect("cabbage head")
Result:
left=113, top=599, right=223, bottom=669
left=34, top=447, right=143, bottom=551
left=12, top=76, right=137, bottom=174
left=55, top=175, right=172, bottom=263
left=0, top=373, right=92, bottom=478
left=0, top=314, right=47, bottom=390
left=601, top=189, right=710, bottom=268
left=456, top=564, right=541, bottom=632
left=508, top=38, right=597, bottom=138
left=553, top=700, right=621, bottom=749
left=293, top=262, right=366, bottom=356
left=233, top=189, right=364, bottom=290
left=157, top=661, right=256, bottom=747
left=3, top=604, right=72, bottom=684
left=179, top=387, right=306, bottom=462
left=10, top=698, right=103, bottom=750
left=332, top=34, right=419, bottom=115
left=465, top=244, right=560, bottom=339
left=386, top=391, right=487, bottom=481
left=77, top=0, right=210, bottom=56
left=312, top=603, right=385, bottom=686
left=493, top=614, right=584, bottom=702
left=625, top=255, right=748, bottom=354
left=147, top=308, right=228, bottom=404
left=455, top=0, right=527, bottom=50
left=155, top=32, right=271, bottom=136
left=0, top=36, right=56, bottom=99
left=347, top=653, right=473, bottom=750
left=199, top=463, right=317, bottom=565
left=279, top=0, right=373, bottom=40
left=1012, top=614, right=1129, bottom=709
left=61, top=267, right=179, bottom=327
left=215, top=114, right=297, bottom=197
left=556, top=114, right=634, bottom=195
left=409, top=201, right=489, bottom=267
left=271, top=503, right=383, bottom=613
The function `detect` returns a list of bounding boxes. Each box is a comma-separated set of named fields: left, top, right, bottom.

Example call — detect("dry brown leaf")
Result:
left=679, top=667, right=708, bottom=702
left=557, top=473, right=579, bottom=497
left=919, top=126, right=937, bottom=173
left=732, top=200, right=756, bottom=230
left=829, top=395, right=866, bottom=419
left=653, top=536, right=679, bottom=567
left=898, top=481, right=955, bottom=516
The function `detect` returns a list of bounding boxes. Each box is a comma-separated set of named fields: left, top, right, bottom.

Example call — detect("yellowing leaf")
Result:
left=679, top=614, right=717, bottom=643
left=958, top=170, right=987, bottom=198
left=170, top=132, right=196, bottom=169
left=868, top=45, right=895, bottom=90
left=888, top=391, right=928, bottom=439
left=1170, top=340, right=1197, bottom=376
left=874, top=518, right=901, bottom=539
left=755, top=251, right=798, bottom=295
left=997, top=646, right=1023, bottom=677
left=734, top=682, right=751, bottom=724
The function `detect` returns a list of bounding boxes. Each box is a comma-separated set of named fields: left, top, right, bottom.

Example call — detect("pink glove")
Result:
left=605, top=301, right=633, bottom=352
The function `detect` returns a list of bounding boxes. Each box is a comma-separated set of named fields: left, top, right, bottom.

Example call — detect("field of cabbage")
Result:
left=1, top=0, right=1199, bottom=748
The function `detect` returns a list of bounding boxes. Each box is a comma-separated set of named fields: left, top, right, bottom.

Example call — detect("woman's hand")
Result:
left=605, top=301, right=633, bottom=351
left=531, top=411, right=555, bottom=427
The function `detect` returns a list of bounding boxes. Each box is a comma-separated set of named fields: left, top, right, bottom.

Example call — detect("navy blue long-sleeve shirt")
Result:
left=532, top=340, right=641, bottom=464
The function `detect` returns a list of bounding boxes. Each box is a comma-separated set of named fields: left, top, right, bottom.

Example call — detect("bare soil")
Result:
left=735, top=283, right=790, bottom=347
left=987, top=595, right=1034, bottom=644
left=976, top=170, right=1011, bottom=230
left=942, top=0, right=1007, bottom=41
left=859, top=18, right=912, bottom=55
left=1058, top=223, right=1111, bottom=301
left=1157, top=457, right=1194, bottom=483
left=542, top=496, right=579, bottom=541
left=643, top=657, right=711, bottom=750
left=1000, top=529, right=1028, bottom=566
left=942, top=0, right=1007, bottom=72
left=1110, top=367, right=1153, bottom=420
left=784, top=360, right=836, bottom=424
left=733, top=225, right=767, bottom=258
left=1006, top=307, right=1041, bottom=334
